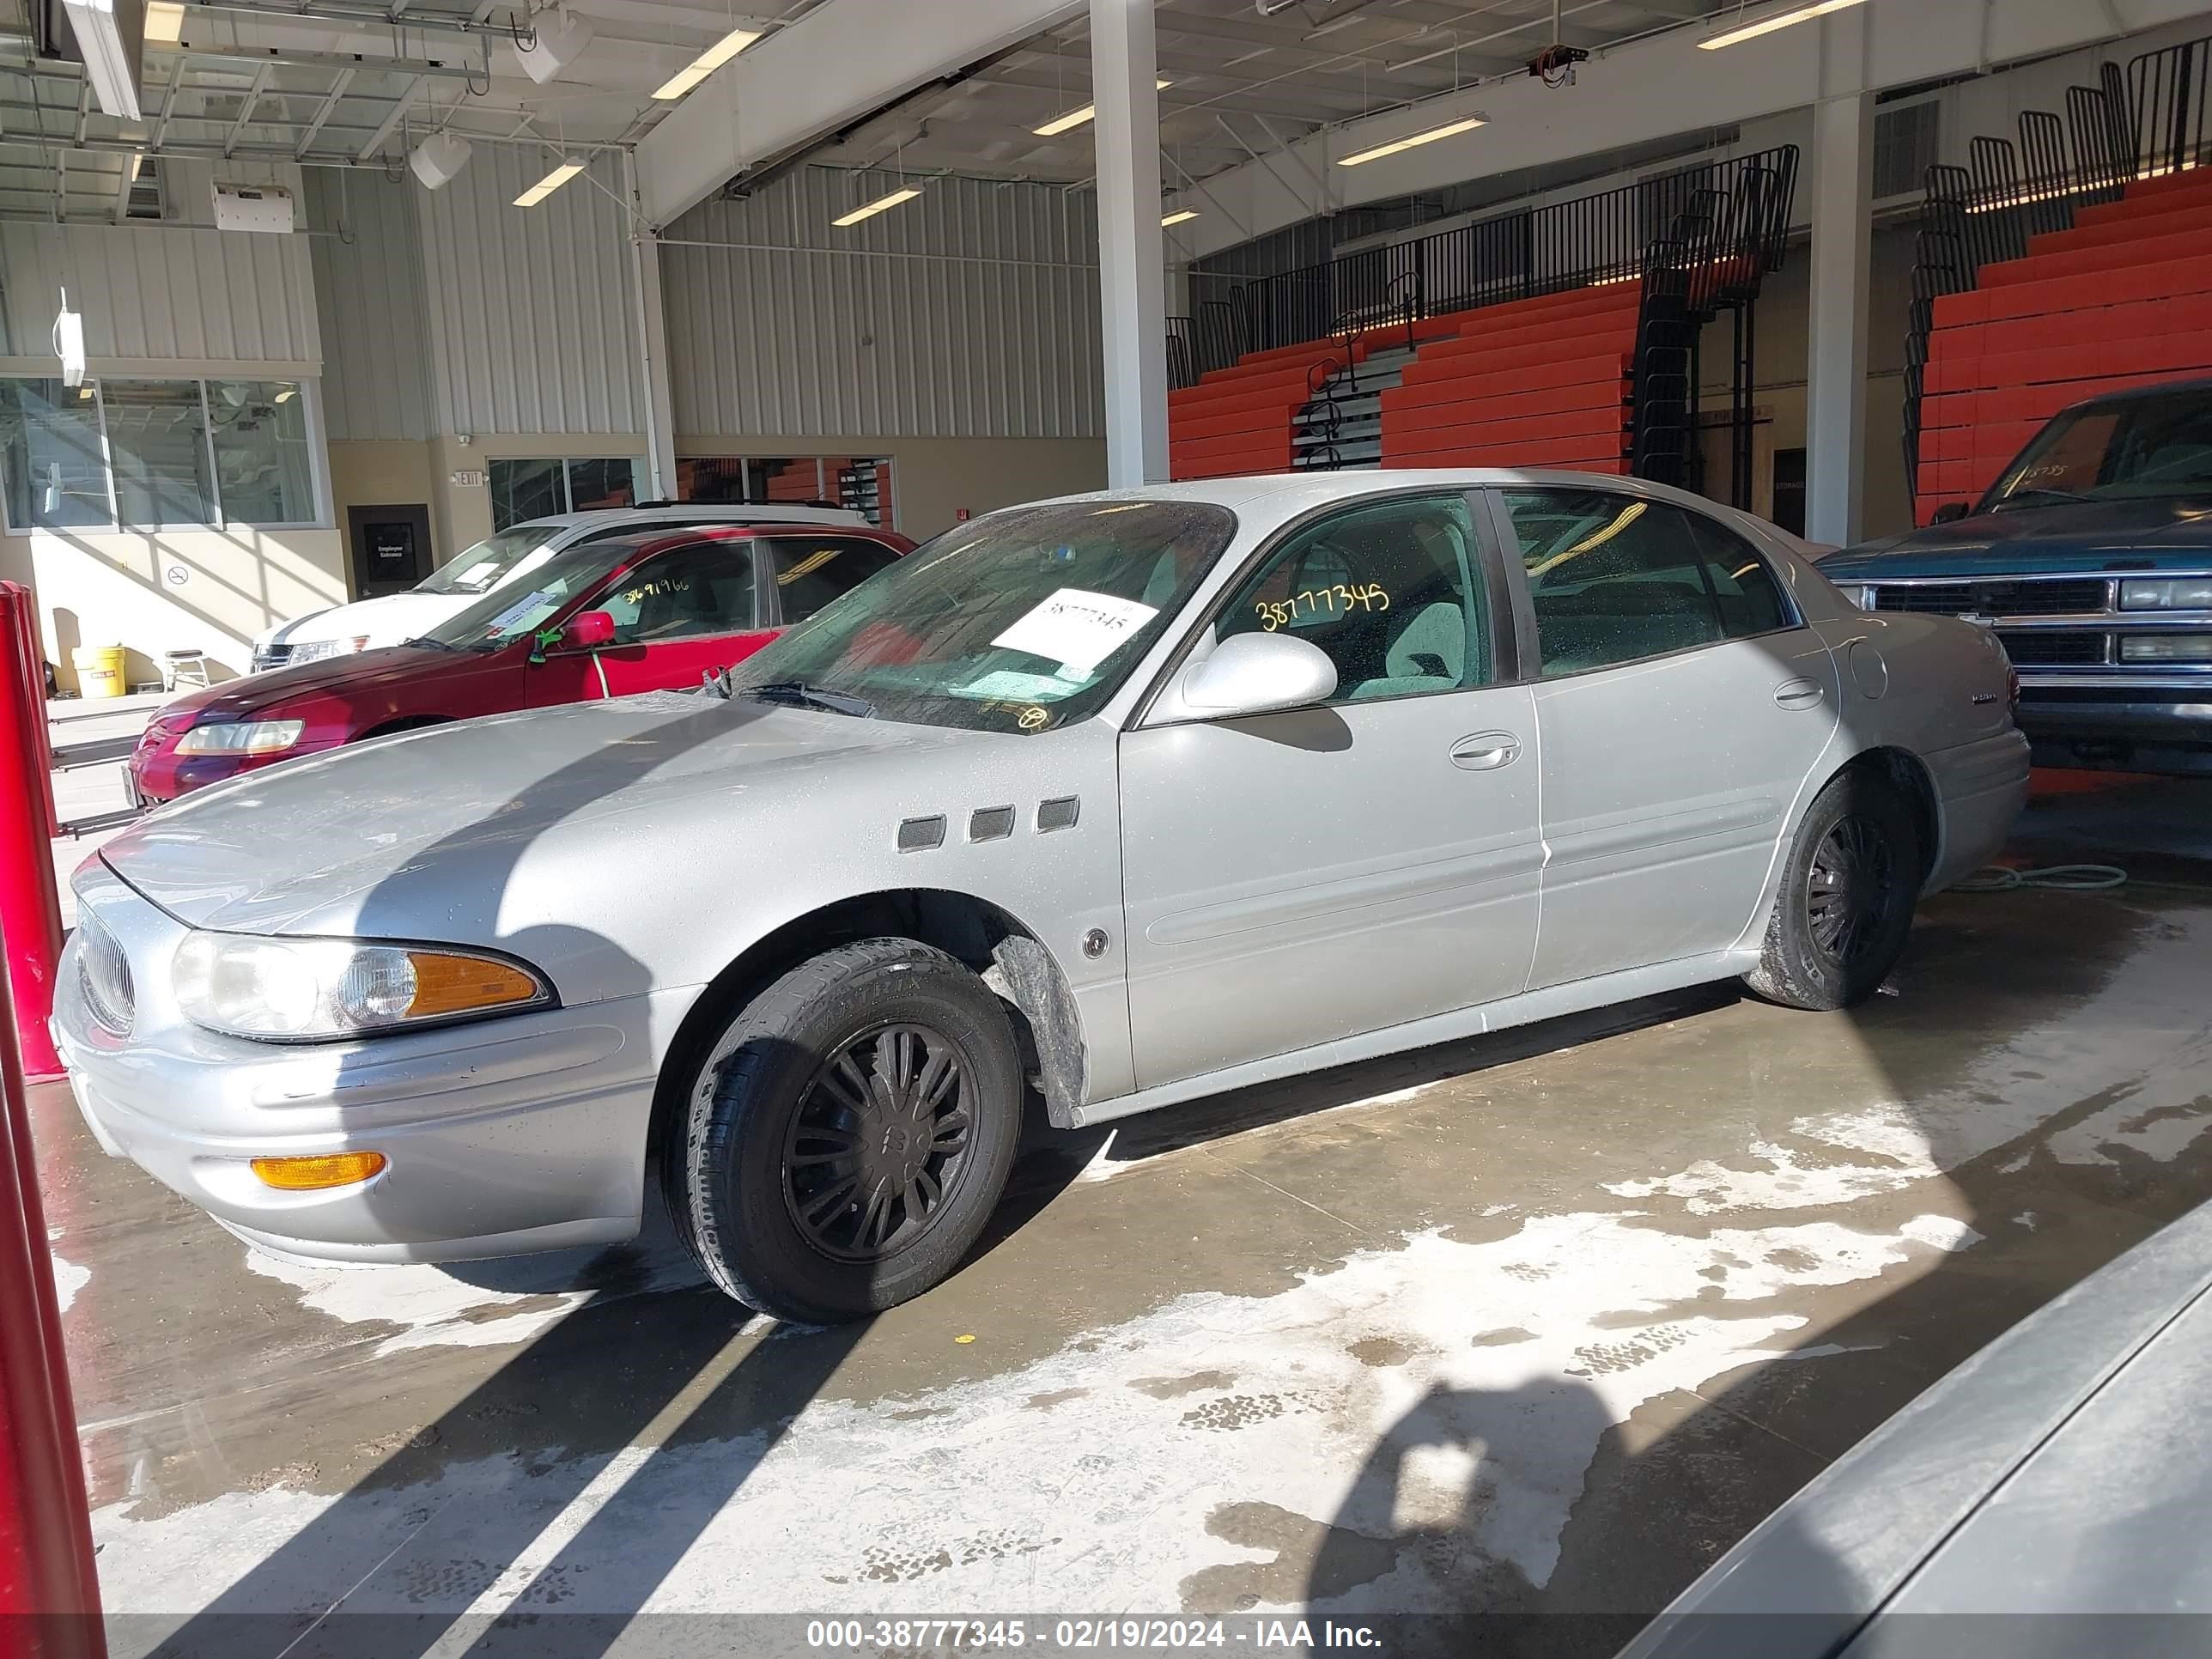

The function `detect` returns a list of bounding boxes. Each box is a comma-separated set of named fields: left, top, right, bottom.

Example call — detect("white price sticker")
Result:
left=989, top=588, right=1158, bottom=675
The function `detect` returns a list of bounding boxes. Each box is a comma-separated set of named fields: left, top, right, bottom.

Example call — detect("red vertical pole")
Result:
left=0, top=587, right=64, bottom=1081
left=3, top=589, right=57, bottom=841
left=0, top=927, right=106, bottom=1659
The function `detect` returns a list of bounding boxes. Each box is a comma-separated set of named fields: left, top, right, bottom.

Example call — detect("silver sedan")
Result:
left=55, top=472, right=2029, bottom=1322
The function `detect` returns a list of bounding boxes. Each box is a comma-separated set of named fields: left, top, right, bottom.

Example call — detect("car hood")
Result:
left=1822, top=495, right=2212, bottom=580
left=157, top=645, right=463, bottom=724
left=264, top=592, right=474, bottom=650
left=100, top=691, right=997, bottom=936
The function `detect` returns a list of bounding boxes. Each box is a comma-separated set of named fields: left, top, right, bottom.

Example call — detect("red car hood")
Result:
left=167, top=645, right=467, bottom=724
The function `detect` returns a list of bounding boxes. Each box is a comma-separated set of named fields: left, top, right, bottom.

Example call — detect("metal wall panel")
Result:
left=0, top=218, right=319, bottom=363
left=663, top=167, right=1103, bottom=441
left=415, top=149, right=641, bottom=437
left=304, top=170, right=434, bottom=442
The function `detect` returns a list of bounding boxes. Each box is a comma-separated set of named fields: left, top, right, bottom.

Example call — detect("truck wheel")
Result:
left=668, top=939, right=1023, bottom=1322
left=1745, top=767, right=1922, bottom=1012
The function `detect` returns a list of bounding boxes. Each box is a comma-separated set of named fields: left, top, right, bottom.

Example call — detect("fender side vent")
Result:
left=896, top=815, right=946, bottom=852
left=1037, top=795, right=1079, bottom=832
left=969, top=805, right=1016, bottom=842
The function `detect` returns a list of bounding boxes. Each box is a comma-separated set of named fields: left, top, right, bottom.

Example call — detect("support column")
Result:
left=1805, top=88, right=1874, bottom=547
left=623, top=149, right=680, bottom=504
left=1091, top=0, right=1169, bottom=487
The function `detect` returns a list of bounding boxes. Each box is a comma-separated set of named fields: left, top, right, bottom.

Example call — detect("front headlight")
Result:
left=2120, top=576, right=2212, bottom=611
left=174, top=720, right=305, bottom=757
left=289, top=636, right=371, bottom=663
left=171, top=933, right=553, bottom=1041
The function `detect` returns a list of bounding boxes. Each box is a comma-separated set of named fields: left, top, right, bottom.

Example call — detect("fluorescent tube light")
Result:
left=653, top=25, right=763, bottom=100
left=1034, top=80, right=1172, bottom=137
left=1698, top=0, right=1866, bottom=51
left=144, top=0, right=184, bottom=42
left=61, top=0, right=147, bottom=120
left=1337, top=115, right=1485, bottom=167
left=832, top=185, right=921, bottom=228
left=1160, top=208, right=1199, bottom=227
left=514, top=159, right=586, bottom=207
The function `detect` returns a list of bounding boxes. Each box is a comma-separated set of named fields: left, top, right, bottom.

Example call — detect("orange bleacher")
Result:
left=1916, top=167, right=2212, bottom=524
left=1167, top=282, right=1644, bottom=481
left=1169, top=341, right=1367, bottom=481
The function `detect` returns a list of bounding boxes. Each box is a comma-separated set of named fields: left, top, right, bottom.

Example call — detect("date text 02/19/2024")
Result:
left=802, top=1619, right=1384, bottom=1650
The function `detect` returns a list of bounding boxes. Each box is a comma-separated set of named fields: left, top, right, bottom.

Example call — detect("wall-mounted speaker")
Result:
left=515, top=10, right=593, bottom=85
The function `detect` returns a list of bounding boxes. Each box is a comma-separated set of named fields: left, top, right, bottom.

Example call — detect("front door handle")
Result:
left=1450, top=732, right=1522, bottom=770
left=1772, top=678, right=1826, bottom=710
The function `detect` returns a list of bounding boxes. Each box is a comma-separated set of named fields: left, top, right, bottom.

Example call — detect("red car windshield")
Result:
left=413, top=538, right=653, bottom=651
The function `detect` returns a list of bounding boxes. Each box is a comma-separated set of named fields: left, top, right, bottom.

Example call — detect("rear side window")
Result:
left=769, top=536, right=902, bottom=623
left=1499, top=489, right=1792, bottom=677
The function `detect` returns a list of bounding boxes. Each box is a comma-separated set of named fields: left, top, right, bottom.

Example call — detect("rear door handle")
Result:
left=1450, top=732, right=1522, bottom=770
left=1772, top=678, right=1825, bottom=710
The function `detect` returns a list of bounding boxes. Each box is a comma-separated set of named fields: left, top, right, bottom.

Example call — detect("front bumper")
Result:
left=2016, top=684, right=2212, bottom=775
left=58, top=860, right=685, bottom=1264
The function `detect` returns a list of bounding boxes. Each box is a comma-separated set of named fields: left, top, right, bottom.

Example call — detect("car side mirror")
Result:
left=1930, top=501, right=1972, bottom=525
left=564, top=611, right=617, bottom=648
left=1178, top=631, right=1338, bottom=720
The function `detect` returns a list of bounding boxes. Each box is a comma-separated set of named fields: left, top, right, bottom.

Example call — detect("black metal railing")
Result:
left=1171, top=144, right=1799, bottom=381
left=1897, top=40, right=2199, bottom=492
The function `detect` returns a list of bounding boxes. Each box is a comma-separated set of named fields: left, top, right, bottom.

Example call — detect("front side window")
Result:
left=594, top=541, right=757, bottom=644
left=723, top=501, right=1234, bottom=733
left=206, top=380, right=313, bottom=524
left=1501, top=489, right=1791, bottom=677
left=1986, top=392, right=2212, bottom=507
left=1215, top=493, right=1493, bottom=702
left=769, top=536, right=901, bottom=623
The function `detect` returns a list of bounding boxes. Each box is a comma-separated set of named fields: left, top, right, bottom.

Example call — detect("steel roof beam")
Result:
left=223, top=62, right=272, bottom=155
left=355, top=70, right=421, bottom=158
left=294, top=65, right=355, bottom=157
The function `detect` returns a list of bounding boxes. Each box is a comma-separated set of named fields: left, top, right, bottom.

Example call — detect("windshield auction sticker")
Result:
left=990, top=589, right=1158, bottom=675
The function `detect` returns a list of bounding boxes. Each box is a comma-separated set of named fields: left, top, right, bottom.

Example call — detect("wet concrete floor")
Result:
left=41, top=775, right=2212, bottom=1657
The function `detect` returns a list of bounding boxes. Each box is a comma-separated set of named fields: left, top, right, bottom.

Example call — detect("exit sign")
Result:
left=449, top=469, right=486, bottom=489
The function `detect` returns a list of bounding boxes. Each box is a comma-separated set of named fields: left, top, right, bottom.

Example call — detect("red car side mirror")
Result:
left=564, top=611, right=617, bottom=648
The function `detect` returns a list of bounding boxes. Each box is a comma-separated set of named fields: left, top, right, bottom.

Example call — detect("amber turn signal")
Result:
left=405, top=952, right=544, bottom=1019
left=251, top=1151, right=389, bottom=1190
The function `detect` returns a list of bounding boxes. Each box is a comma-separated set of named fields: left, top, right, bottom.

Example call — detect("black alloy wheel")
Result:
left=783, top=1023, right=975, bottom=1262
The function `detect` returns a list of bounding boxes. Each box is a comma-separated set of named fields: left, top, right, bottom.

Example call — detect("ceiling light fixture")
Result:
left=274, top=387, right=296, bottom=403
left=59, top=0, right=147, bottom=119
left=1160, top=208, right=1199, bottom=226
left=653, top=25, right=763, bottom=100
left=1698, top=0, right=1866, bottom=51
left=1336, top=114, right=1485, bottom=167
left=1034, top=80, right=1172, bottom=138
left=143, top=0, right=184, bottom=43
left=832, top=185, right=921, bottom=227
left=513, top=158, right=586, bottom=207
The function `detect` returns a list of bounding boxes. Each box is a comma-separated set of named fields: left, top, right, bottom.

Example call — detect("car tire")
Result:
left=667, top=938, right=1024, bottom=1322
left=1744, top=766, right=1922, bottom=1012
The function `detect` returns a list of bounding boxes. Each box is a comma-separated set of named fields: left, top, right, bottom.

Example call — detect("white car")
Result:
left=252, top=503, right=869, bottom=671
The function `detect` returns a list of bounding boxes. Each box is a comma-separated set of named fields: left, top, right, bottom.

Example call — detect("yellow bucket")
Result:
left=72, top=645, right=126, bottom=700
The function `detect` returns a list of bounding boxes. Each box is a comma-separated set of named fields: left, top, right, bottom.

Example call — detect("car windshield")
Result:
left=720, top=500, right=1236, bottom=733
left=416, top=538, right=642, bottom=650
left=1986, top=389, right=2212, bottom=508
left=415, top=528, right=564, bottom=596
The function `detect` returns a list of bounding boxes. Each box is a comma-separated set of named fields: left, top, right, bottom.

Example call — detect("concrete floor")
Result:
left=40, top=776, right=2212, bottom=1659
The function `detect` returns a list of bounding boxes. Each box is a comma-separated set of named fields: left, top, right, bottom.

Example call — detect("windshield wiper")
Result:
left=401, top=635, right=460, bottom=651
left=1989, top=486, right=2095, bottom=512
left=739, top=679, right=877, bottom=718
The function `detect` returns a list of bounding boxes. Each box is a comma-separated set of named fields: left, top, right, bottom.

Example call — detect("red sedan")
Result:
left=127, top=522, right=913, bottom=804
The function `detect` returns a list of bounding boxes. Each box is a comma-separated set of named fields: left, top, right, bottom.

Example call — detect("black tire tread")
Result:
left=1745, top=765, right=1921, bottom=1012
left=668, top=938, right=1018, bottom=1321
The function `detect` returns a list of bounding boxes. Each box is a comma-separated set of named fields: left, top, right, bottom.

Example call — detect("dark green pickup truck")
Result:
left=1823, top=380, right=2212, bottom=775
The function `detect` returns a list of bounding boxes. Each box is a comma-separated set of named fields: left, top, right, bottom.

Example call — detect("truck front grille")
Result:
left=1996, top=629, right=2110, bottom=666
left=1874, top=580, right=2109, bottom=617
